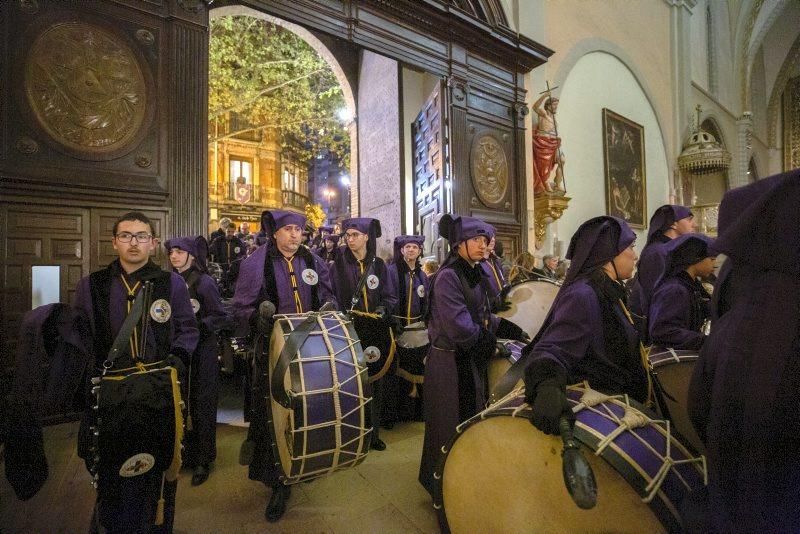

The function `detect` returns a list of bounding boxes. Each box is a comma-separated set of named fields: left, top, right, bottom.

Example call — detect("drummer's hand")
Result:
left=496, top=318, right=527, bottom=343
left=256, top=300, right=276, bottom=335
left=495, top=342, right=512, bottom=360
left=529, top=381, right=572, bottom=435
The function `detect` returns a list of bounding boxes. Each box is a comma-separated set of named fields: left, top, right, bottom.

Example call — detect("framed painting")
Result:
left=602, top=109, right=647, bottom=228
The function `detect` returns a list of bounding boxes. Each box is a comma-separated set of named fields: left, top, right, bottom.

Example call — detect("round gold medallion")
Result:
left=470, top=133, right=509, bottom=207
left=24, top=21, right=147, bottom=156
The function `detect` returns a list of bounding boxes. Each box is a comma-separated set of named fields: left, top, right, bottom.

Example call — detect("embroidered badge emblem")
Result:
left=302, top=268, right=318, bottom=285
left=150, top=299, right=171, bottom=323
left=366, top=274, right=379, bottom=290
left=364, top=345, right=381, bottom=363
left=119, top=453, right=155, bottom=477
left=190, top=298, right=201, bottom=314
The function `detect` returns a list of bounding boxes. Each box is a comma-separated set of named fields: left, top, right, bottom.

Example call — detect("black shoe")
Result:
left=371, top=438, right=387, bottom=451
left=265, top=484, right=291, bottom=522
left=191, top=464, right=210, bottom=486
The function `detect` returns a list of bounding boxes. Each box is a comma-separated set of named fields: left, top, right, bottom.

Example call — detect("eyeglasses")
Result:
left=115, top=232, right=153, bottom=243
left=344, top=233, right=365, bottom=240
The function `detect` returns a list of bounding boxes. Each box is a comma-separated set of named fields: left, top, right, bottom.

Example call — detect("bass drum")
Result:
left=648, top=348, right=705, bottom=455
left=496, top=279, right=559, bottom=339
left=435, top=383, right=706, bottom=533
left=268, top=311, right=372, bottom=484
left=486, top=339, right=525, bottom=400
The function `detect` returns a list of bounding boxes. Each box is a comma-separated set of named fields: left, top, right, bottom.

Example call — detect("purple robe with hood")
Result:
left=419, top=215, right=502, bottom=496
left=229, top=210, right=337, bottom=486
left=648, top=234, right=715, bottom=351
left=331, top=218, right=397, bottom=444
left=230, top=210, right=337, bottom=337
left=688, top=170, right=800, bottom=533
left=629, top=205, right=693, bottom=318
left=73, top=257, right=198, bottom=532
left=521, top=216, right=648, bottom=404
left=386, top=235, right=429, bottom=423
left=387, top=235, right=429, bottom=326
left=3, top=303, right=90, bottom=501
left=165, top=236, right=231, bottom=468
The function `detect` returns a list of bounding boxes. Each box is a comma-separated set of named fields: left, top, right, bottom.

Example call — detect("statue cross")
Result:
left=539, top=81, right=560, bottom=95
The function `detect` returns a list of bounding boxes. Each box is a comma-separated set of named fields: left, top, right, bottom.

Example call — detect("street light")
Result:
left=323, top=187, right=336, bottom=224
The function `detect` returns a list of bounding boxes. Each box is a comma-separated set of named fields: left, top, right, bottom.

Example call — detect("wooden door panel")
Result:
left=0, top=204, right=90, bottom=385
left=413, top=79, right=448, bottom=255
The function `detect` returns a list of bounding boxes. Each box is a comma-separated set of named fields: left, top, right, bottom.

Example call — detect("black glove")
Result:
left=524, top=360, right=573, bottom=435
left=256, top=300, right=276, bottom=335
left=496, top=318, right=529, bottom=343
left=495, top=342, right=512, bottom=360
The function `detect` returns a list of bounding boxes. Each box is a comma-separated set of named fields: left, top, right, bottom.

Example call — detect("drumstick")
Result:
left=559, top=416, right=597, bottom=509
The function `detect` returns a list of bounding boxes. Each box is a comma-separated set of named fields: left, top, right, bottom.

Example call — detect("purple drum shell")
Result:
left=564, top=389, right=705, bottom=530
left=500, top=339, right=526, bottom=365
left=436, top=386, right=705, bottom=531
left=270, top=313, right=371, bottom=482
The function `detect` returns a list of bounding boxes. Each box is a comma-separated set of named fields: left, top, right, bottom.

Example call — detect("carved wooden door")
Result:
left=0, top=204, right=91, bottom=421
left=412, top=79, right=449, bottom=257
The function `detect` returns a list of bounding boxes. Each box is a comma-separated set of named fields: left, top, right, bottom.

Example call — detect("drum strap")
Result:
left=270, top=314, right=318, bottom=408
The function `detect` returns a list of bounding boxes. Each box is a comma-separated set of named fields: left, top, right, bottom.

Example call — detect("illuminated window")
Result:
left=230, top=158, right=252, bottom=184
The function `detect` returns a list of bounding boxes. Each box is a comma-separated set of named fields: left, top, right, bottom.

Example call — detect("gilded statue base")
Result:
left=533, top=193, right=570, bottom=249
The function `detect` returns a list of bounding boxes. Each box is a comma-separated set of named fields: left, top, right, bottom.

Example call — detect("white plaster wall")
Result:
left=690, top=0, right=710, bottom=91
left=401, top=68, right=440, bottom=236
left=551, top=52, right=670, bottom=251
left=709, top=0, right=736, bottom=110
left=358, top=51, right=401, bottom=258
left=756, top=1, right=799, bottom=99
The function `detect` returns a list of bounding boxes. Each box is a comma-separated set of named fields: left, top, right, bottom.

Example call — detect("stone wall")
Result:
left=358, top=51, right=402, bottom=259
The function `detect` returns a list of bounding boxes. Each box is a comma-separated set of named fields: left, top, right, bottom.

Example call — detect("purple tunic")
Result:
left=688, top=170, right=800, bottom=532
left=230, top=244, right=337, bottom=335
left=330, top=249, right=397, bottom=314
left=648, top=272, right=708, bottom=350
left=525, top=278, right=644, bottom=398
left=419, top=257, right=499, bottom=494
left=182, top=268, right=230, bottom=467
left=387, top=262, right=429, bottom=325
left=628, top=237, right=669, bottom=316
left=480, top=254, right=507, bottom=300
left=73, top=265, right=198, bottom=363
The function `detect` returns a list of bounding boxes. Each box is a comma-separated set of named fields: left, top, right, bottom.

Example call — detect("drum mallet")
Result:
left=559, top=416, right=598, bottom=509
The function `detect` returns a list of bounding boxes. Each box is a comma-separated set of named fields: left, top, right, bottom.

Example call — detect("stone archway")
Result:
left=209, top=5, right=358, bottom=218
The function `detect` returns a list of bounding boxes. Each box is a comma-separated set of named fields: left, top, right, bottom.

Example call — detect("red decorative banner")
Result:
left=235, top=183, right=252, bottom=205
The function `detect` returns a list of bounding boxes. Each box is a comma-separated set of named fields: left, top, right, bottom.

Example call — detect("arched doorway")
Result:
left=208, top=6, right=357, bottom=235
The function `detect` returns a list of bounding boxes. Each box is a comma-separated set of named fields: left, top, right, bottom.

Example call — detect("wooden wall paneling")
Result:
left=168, top=16, right=209, bottom=237
left=412, top=80, right=447, bottom=252
left=0, top=203, right=90, bottom=377
left=1, top=0, right=169, bottom=204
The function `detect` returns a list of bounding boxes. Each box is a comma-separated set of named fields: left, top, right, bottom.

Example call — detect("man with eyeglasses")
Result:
left=73, top=211, right=198, bottom=532
left=230, top=209, right=337, bottom=523
left=330, top=218, right=398, bottom=452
